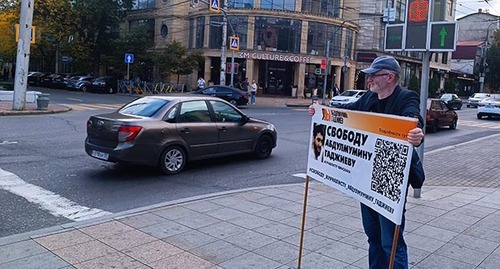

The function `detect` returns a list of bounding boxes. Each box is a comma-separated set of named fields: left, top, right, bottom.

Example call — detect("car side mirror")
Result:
left=241, top=115, right=250, bottom=124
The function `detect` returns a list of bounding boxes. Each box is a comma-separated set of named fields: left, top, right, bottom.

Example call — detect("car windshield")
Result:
left=119, top=98, right=170, bottom=117
left=440, top=94, right=453, bottom=99
left=472, top=93, right=488, bottom=98
left=340, top=91, right=359, bottom=97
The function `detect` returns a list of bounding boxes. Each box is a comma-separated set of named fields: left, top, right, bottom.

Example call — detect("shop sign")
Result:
left=238, top=52, right=313, bottom=63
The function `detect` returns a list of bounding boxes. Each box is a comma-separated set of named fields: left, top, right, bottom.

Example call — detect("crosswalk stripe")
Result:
left=458, top=120, right=500, bottom=129
left=64, top=103, right=122, bottom=111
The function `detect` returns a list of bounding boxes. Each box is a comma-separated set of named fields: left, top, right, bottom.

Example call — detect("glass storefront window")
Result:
left=189, top=17, right=205, bottom=49
left=209, top=16, right=223, bottom=49
left=260, top=0, right=295, bottom=11
left=307, top=22, right=342, bottom=57
left=208, top=16, right=247, bottom=50
left=254, top=17, right=301, bottom=53
left=302, top=0, right=340, bottom=17
left=345, top=28, right=353, bottom=59
left=132, top=0, right=155, bottom=10
left=228, top=0, right=255, bottom=8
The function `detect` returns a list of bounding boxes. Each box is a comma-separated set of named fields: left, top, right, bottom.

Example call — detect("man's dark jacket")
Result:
left=335, top=85, right=425, bottom=188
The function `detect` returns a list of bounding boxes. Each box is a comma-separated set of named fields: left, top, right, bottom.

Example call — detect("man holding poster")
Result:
left=308, top=56, right=424, bottom=269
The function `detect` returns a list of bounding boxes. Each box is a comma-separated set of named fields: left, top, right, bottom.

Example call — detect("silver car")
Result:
left=85, top=96, right=277, bottom=175
left=329, top=90, right=367, bottom=107
left=467, top=93, right=490, bottom=108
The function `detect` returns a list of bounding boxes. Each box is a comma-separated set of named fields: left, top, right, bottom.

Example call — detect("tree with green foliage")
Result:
left=486, top=30, right=500, bottom=93
left=444, top=78, right=456, bottom=94
left=156, top=41, right=204, bottom=84
left=428, top=75, right=440, bottom=97
left=408, top=75, right=419, bottom=94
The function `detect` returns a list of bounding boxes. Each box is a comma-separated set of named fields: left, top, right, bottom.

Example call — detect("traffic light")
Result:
left=321, top=60, right=326, bottom=70
left=405, top=0, right=430, bottom=50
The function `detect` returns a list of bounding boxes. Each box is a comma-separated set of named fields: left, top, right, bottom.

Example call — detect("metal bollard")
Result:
left=413, top=188, right=421, bottom=198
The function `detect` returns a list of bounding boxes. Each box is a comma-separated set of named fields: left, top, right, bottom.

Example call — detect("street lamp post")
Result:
left=480, top=20, right=499, bottom=92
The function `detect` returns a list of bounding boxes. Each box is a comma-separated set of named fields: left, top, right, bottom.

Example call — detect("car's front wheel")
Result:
left=254, top=135, right=273, bottom=159
left=81, top=85, right=88, bottom=92
left=229, top=99, right=238, bottom=106
left=449, top=119, right=457, bottom=129
left=159, top=146, right=186, bottom=175
left=477, top=114, right=483, bottom=119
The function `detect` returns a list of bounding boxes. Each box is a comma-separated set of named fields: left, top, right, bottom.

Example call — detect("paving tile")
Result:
left=338, top=231, right=369, bottom=249
left=51, top=240, right=116, bottom=264
left=162, top=230, right=218, bottom=251
left=198, top=221, right=247, bottom=239
left=172, top=211, right=220, bottom=229
left=123, top=240, right=183, bottom=264
left=232, top=190, right=269, bottom=201
left=411, top=224, right=458, bottom=242
left=225, top=212, right=273, bottom=229
left=253, top=207, right=296, bottom=222
left=222, top=230, right=277, bottom=251
left=478, top=248, right=500, bottom=269
left=425, top=216, right=470, bottom=233
left=73, top=251, right=143, bottom=269
left=118, top=213, right=169, bottom=228
left=190, top=240, right=247, bottom=264
left=182, top=200, right=224, bottom=213
left=307, top=222, right=357, bottom=241
left=79, top=221, right=134, bottom=239
left=415, top=253, right=476, bottom=269
left=152, top=206, right=199, bottom=221
left=408, top=245, right=432, bottom=267
left=330, top=215, right=364, bottom=232
left=254, top=195, right=296, bottom=208
left=314, top=240, right=366, bottom=264
left=254, top=240, right=305, bottom=264
left=149, top=251, right=214, bottom=269
left=288, top=251, right=350, bottom=269
left=99, top=229, right=156, bottom=251
left=435, top=242, right=489, bottom=266
left=406, top=204, right=449, bottom=217
left=254, top=222, right=300, bottom=240
left=448, top=233, right=499, bottom=253
left=405, top=233, right=447, bottom=252
left=0, top=240, right=48, bottom=263
left=201, top=206, right=249, bottom=221
left=139, top=219, right=192, bottom=239
left=283, top=230, right=341, bottom=252
left=463, top=226, right=500, bottom=243
left=226, top=200, right=272, bottom=214
left=0, top=252, right=69, bottom=269
left=34, top=230, right=93, bottom=251
left=218, top=252, right=281, bottom=269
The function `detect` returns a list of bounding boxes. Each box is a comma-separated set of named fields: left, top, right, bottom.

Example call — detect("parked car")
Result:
left=329, top=90, right=367, bottom=107
left=477, top=95, right=500, bottom=119
left=27, top=72, right=46, bottom=86
left=89, top=76, right=118, bottom=94
left=467, top=92, right=491, bottom=108
left=426, top=98, right=458, bottom=133
left=192, top=85, right=249, bottom=106
left=85, top=96, right=277, bottom=174
left=439, top=93, right=462, bottom=110
left=66, top=76, right=95, bottom=92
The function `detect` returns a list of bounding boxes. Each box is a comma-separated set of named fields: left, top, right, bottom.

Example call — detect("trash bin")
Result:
left=36, top=93, right=50, bottom=110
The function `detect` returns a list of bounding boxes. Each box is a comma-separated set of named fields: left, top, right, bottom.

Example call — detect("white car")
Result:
left=477, top=95, right=500, bottom=119
left=467, top=93, right=490, bottom=108
left=329, top=90, right=367, bottom=107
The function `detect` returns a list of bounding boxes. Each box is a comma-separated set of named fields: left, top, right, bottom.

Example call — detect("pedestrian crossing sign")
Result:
left=229, top=36, right=239, bottom=51
left=209, top=0, right=220, bottom=13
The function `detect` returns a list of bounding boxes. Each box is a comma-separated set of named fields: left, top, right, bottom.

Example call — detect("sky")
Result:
left=456, top=0, right=500, bottom=18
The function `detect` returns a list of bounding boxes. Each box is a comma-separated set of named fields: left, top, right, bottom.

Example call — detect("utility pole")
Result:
left=219, top=3, right=228, bottom=85
left=321, top=41, right=330, bottom=105
left=12, top=0, right=35, bottom=111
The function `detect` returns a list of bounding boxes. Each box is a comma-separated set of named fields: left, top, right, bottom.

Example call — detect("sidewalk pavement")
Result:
left=1, top=96, right=500, bottom=268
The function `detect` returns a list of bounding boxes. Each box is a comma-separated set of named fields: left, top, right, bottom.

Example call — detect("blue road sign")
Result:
left=209, top=0, right=220, bottom=13
left=229, top=36, right=239, bottom=51
left=125, top=53, right=134, bottom=64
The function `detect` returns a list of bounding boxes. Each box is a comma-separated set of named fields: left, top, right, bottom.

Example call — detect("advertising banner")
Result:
left=307, top=104, right=418, bottom=224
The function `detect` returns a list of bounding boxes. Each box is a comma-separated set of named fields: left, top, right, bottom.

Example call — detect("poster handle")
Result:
left=297, top=175, right=310, bottom=269
left=388, top=225, right=401, bottom=269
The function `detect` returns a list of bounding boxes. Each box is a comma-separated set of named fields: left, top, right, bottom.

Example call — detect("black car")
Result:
left=27, top=72, right=47, bottom=86
left=89, top=76, right=118, bottom=94
left=193, top=85, right=249, bottom=106
left=66, top=76, right=95, bottom=92
left=440, top=93, right=462, bottom=110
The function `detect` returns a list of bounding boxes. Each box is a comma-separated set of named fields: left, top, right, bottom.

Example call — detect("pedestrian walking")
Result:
left=250, top=79, right=258, bottom=104
left=197, top=77, right=205, bottom=91
left=309, top=55, right=425, bottom=269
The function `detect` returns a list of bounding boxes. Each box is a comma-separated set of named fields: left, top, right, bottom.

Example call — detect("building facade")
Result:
left=127, top=0, right=456, bottom=96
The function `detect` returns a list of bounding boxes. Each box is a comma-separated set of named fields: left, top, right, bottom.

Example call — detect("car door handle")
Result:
left=219, top=127, right=227, bottom=132
left=180, top=128, right=190, bottom=133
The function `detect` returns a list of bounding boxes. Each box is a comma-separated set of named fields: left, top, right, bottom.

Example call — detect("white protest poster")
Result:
left=307, top=104, right=418, bottom=225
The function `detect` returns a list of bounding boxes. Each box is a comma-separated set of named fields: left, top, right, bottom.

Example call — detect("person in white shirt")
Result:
left=197, top=77, right=205, bottom=91
left=250, top=79, right=258, bottom=104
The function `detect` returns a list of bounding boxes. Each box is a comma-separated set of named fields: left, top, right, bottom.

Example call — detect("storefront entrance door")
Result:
left=259, top=61, right=294, bottom=96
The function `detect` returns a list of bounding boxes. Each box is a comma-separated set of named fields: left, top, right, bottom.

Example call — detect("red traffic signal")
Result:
left=321, top=59, right=326, bottom=70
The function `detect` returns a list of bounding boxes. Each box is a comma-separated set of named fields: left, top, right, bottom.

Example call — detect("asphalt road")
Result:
left=0, top=88, right=499, bottom=238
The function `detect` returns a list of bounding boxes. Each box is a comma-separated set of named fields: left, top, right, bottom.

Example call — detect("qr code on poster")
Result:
left=371, top=138, right=410, bottom=203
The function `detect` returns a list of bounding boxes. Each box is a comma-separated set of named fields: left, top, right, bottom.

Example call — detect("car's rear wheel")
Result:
left=449, top=119, right=457, bottom=129
left=254, top=135, right=273, bottom=159
left=229, top=99, right=238, bottom=106
left=477, top=114, right=483, bottom=119
left=159, top=146, right=186, bottom=175
left=81, top=85, right=88, bottom=92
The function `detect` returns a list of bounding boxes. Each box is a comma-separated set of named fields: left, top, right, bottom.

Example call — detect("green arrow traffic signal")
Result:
left=439, top=27, right=447, bottom=47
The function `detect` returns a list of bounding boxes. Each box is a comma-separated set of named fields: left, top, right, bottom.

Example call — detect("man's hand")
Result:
left=308, top=105, right=315, bottom=116
left=408, top=127, right=424, bottom=147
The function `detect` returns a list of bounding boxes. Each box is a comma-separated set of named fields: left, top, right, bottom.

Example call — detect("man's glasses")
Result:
left=316, top=137, right=323, bottom=143
left=367, top=73, right=390, bottom=79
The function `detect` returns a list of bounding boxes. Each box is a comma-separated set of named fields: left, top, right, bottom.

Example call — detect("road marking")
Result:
left=0, top=141, right=18, bottom=145
left=63, top=103, right=122, bottom=111
left=0, top=168, right=111, bottom=221
left=293, top=173, right=307, bottom=179
left=425, top=133, right=500, bottom=155
left=458, top=120, right=500, bottom=129
left=66, top=98, right=84, bottom=102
